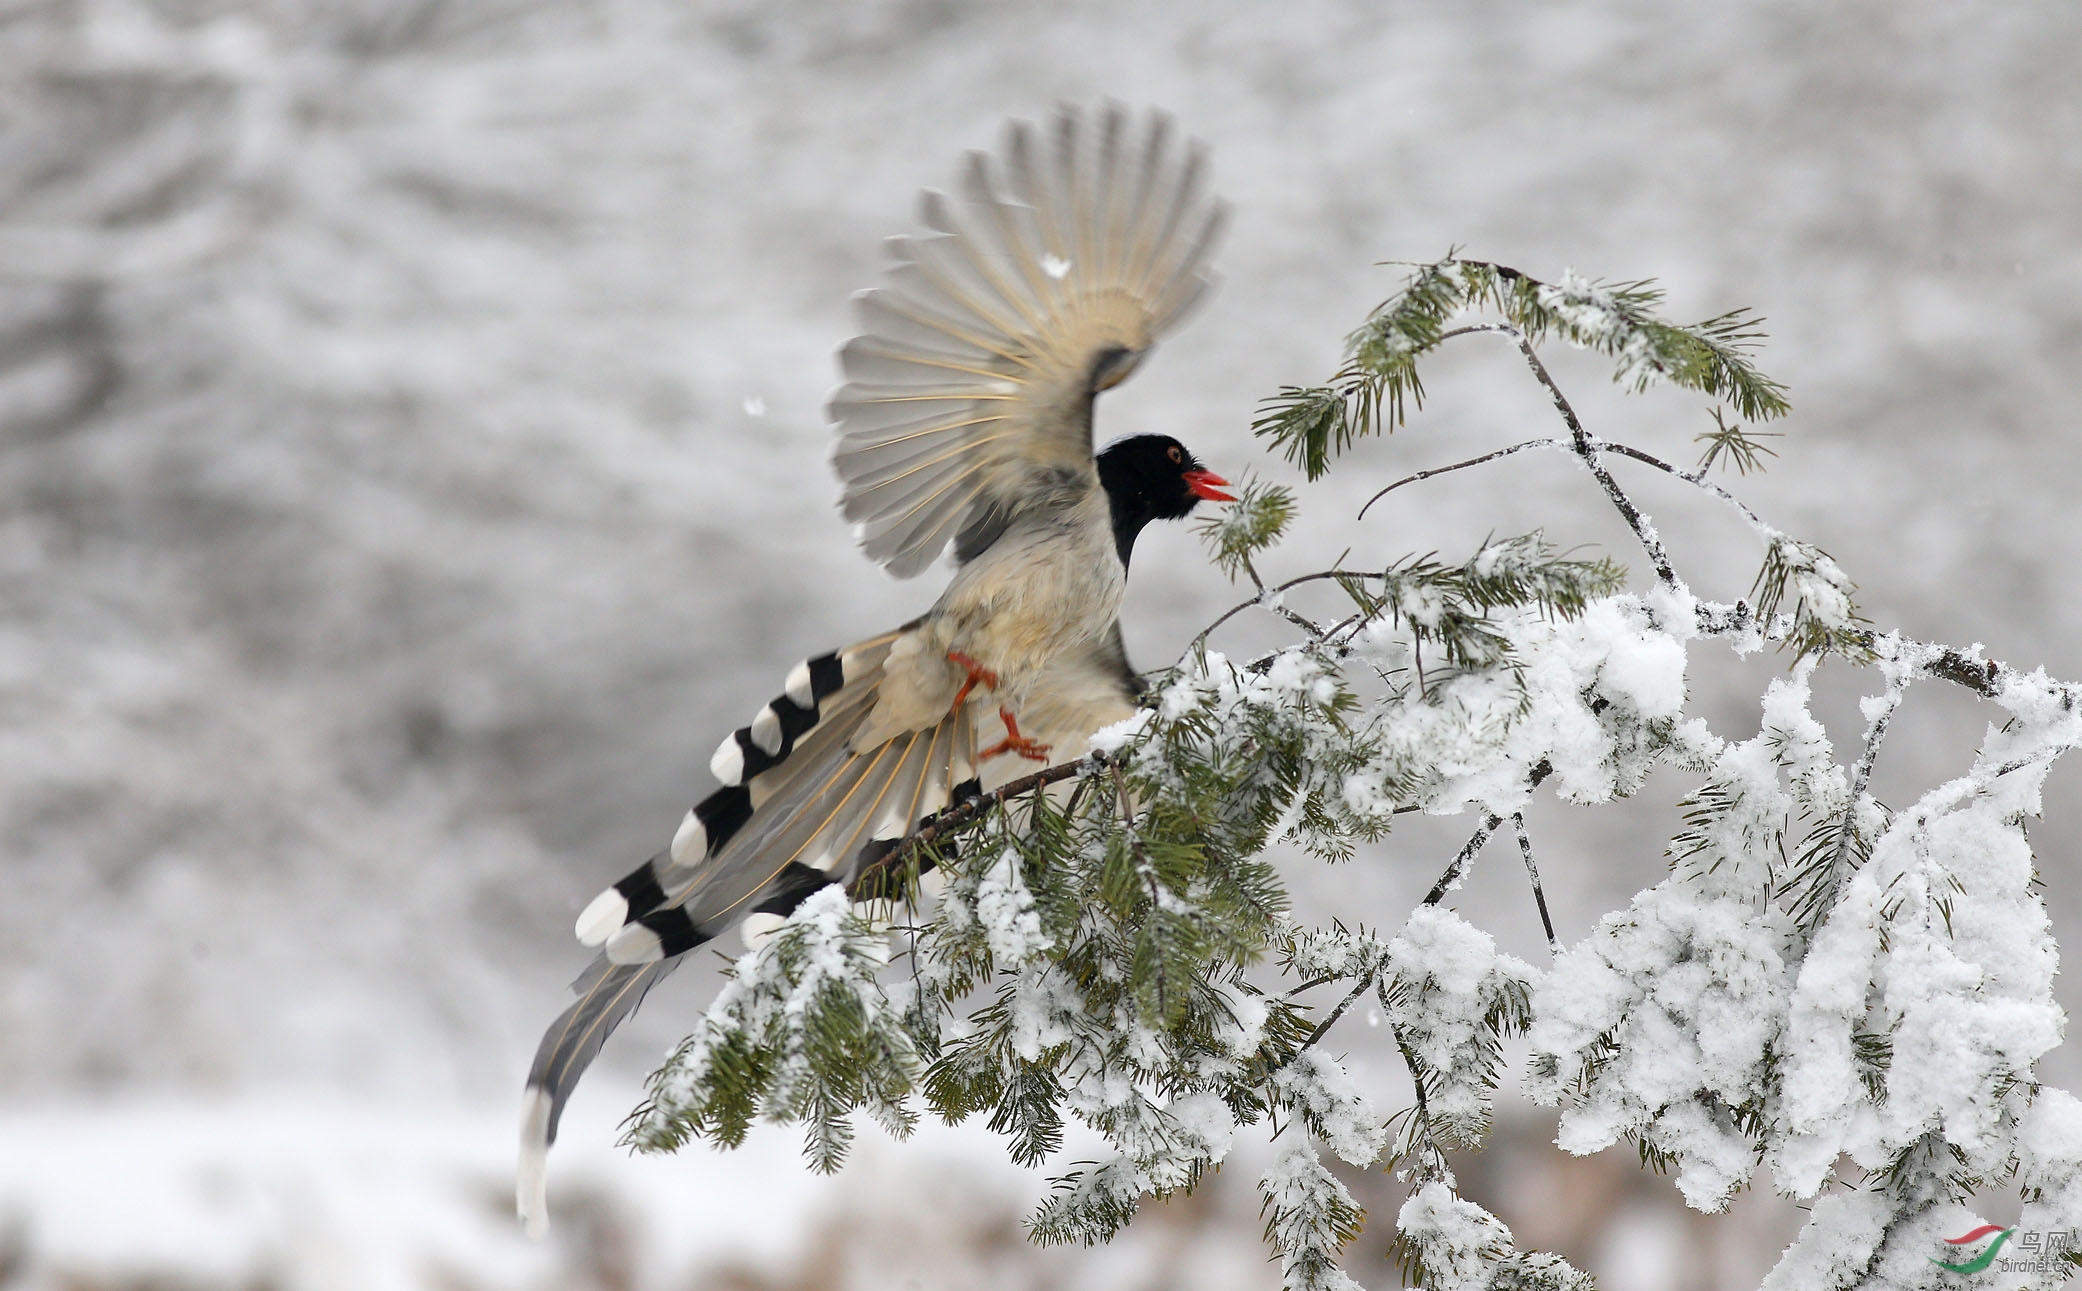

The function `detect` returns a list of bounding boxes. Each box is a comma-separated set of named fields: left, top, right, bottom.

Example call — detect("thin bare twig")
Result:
left=1298, top=972, right=1378, bottom=1050
left=1439, top=323, right=1517, bottom=342
left=1442, top=323, right=1679, bottom=586
left=1270, top=603, right=1331, bottom=641
left=1284, top=974, right=1341, bottom=997
left=1191, top=569, right=1386, bottom=653
left=1512, top=813, right=1557, bottom=950
left=1357, top=438, right=1562, bottom=520
left=1506, top=332, right=1679, bottom=586
left=1599, top=442, right=1773, bottom=533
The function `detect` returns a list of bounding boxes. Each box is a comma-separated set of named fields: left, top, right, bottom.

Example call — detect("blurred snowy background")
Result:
left=3, top=1, right=2079, bottom=1287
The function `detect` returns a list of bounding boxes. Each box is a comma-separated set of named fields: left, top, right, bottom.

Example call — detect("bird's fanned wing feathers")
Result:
left=830, top=103, right=1227, bottom=578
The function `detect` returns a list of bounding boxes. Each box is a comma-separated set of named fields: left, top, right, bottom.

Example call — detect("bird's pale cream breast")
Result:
left=936, top=489, right=1126, bottom=689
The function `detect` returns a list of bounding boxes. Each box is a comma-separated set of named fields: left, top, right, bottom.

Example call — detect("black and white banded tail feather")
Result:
left=578, top=629, right=987, bottom=967
left=829, top=102, right=1228, bottom=579
left=518, top=955, right=676, bottom=1238
left=518, top=629, right=986, bottom=1236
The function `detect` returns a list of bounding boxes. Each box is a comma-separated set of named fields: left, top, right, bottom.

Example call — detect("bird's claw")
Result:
left=983, top=735, right=1053, bottom=762
left=978, top=706, right=1052, bottom=763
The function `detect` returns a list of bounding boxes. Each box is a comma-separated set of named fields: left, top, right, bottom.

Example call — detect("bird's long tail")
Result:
left=518, top=954, right=677, bottom=1237
left=518, top=625, right=984, bottom=1236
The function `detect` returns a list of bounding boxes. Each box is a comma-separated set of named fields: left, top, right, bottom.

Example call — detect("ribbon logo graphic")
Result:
left=1930, top=1225, right=2014, bottom=1275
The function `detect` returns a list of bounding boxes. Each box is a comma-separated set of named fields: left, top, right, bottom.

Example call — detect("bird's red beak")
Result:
left=1183, top=469, right=1235, bottom=502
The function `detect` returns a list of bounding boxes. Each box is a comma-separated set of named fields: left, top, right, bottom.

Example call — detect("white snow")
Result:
left=975, top=848, right=1053, bottom=964
left=1273, top=1050, right=1388, bottom=1167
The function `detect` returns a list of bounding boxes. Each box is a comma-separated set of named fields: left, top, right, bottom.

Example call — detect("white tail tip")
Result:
left=518, top=1088, right=553, bottom=1239
left=574, top=887, right=628, bottom=947
left=710, top=735, right=745, bottom=785
left=750, top=705, right=783, bottom=755
left=669, top=809, right=707, bottom=866
left=605, top=921, right=665, bottom=965
left=740, top=911, right=787, bottom=952
left=784, top=660, right=814, bottom=707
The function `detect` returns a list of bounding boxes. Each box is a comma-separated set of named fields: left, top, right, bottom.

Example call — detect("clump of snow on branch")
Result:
left=1273, top=1049, right=1388, bottom=1167
left=975, top=848, right=1052, bottom=965
left=1394, top=1180, right=1591, bottom=1291
left=1382, top=906, right=1535, bottom=1147
left=1260, top=1142, right=1368, bottom=1291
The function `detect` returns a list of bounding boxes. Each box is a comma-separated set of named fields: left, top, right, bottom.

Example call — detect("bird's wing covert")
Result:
left=829, top=103, right=1227, bottom=577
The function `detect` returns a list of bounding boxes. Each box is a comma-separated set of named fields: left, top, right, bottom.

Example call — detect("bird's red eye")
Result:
left=1167, top=445, right=1183, bottom=464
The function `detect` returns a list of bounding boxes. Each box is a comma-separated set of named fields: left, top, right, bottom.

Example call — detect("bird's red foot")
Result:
left=978, top=707, right=1052, bottom=762
left=946, top=650, right=999, bottom=712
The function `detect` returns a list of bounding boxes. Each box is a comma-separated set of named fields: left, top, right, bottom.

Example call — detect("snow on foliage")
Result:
left=1381, top=907, right=1535, bottom=1147
left=624, top=259, right=2079, bottom=1291
left=975, top=848, right=1054, bottom=966
left=1261, top=1142, right=1368, bottom=1291
left=1274, top=1048, right=1389, bottom=1167
left=1393, top=1180, right=1591, bottom=1291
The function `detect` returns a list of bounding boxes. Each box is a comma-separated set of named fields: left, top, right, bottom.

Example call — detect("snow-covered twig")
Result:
left=1424, top=814, right=1504, bottom=906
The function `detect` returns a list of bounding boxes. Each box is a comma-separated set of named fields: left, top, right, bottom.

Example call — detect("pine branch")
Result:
left=846, top=754, right=1104, bottom=903
left=1256, top=255, right=1786, bottom=479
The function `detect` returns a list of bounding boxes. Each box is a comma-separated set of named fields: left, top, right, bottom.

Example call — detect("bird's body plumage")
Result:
left=860, top=480, right=1127, bottom=745
left=518, top=104, right=1228, bottom=1237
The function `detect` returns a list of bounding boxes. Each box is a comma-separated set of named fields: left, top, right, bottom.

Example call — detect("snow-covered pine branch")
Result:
left=628, top=258, right=2081, bottom=1291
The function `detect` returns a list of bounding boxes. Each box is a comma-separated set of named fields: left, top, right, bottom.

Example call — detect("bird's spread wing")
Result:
left=830, top=103, right=1227, bottom=577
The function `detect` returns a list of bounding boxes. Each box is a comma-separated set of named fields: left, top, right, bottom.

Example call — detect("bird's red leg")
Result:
left=978, top=707, right=1052, bottom=762
left=946, top=650, right=999, bottom=713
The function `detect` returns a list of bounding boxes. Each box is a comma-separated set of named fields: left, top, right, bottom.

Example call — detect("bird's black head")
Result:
left=1094, top=433, right=1234, bottom=567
